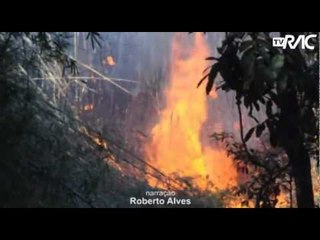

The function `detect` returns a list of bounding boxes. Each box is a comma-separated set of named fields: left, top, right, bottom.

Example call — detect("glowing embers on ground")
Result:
left=145, top=33, right=238, bottom=192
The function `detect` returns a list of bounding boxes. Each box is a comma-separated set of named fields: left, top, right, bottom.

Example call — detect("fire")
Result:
left=276, top=191, right=289, bottom=208
left=312, top=161, right=320, bottom=207
left=105, top=56, right=116, bottom=66
left=93, top=136, right=108, bottom=149
left=145, top=33, right=237, bottom=191
left=83, top=103, right=94, bottom=111
left=90, top=133, right=123, bottom=172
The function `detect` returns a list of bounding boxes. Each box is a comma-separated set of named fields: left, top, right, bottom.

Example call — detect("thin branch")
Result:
left=237, top=100, right=251, bottom=156
left=68, top=56, right=132, bottom=95
left=33, top=97, right=191, bottom=192
left=249, top=112, right=259, bottom=124
left=236, top=99, right=272, bottom=173
left=31, top=76, right=139, bottom=83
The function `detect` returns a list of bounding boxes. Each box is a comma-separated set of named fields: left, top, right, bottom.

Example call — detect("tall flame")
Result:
left=145, top=33, right=237, bottom=191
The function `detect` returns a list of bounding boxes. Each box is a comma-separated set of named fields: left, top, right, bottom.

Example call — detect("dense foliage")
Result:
left=199, top=32, right=319, bottom=207
left=0, top=32, right=223, bottom=207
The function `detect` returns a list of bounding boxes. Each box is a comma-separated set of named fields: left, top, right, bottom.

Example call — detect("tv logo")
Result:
left=272, top=34, right=317, bottom=50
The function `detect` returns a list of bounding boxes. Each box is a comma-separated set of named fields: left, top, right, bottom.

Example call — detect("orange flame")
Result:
left=105, top=56, right=116, bottom=66
left=83, top=103, right=94, bottom=111
left=145, top=33, right=237, bottom=191
left=93, top=136, right=108, bottom=149
left=276, top=191, right=289, bottom=208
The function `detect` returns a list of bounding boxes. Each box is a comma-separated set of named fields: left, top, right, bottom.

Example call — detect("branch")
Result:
left=237, top=99, right=250, bottom=155
left=68, top=55, right=132, bottom=95
left=236, top=98, right=272, bottom=173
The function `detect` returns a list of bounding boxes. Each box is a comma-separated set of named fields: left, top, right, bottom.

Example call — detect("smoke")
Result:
left=73, top=32, right=266, bottom=156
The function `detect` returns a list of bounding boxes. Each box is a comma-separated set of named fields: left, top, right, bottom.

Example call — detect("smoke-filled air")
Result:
left=0, top=32, right=319, bottom=208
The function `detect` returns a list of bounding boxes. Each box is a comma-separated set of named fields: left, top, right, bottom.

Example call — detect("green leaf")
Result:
left=206, top=56, right=219, bottom=61
left=239, top=40, right=253, bottom=53
left=86, top=32, right=102, bottom=49
left=197, top=73, right=209, bottom=88
left=255, top=123, right=266, bottom=138
left=277, top=73, right=288, bottom=93
left=248, top=105, right=253, bottom=116
left=241, top=49, right=255, bottom=90
left=269, top=91, right=278, bottom=105
left=267, top=54, right=285, bottom=80
left=206, top=63, right=219, bottom=95
left=202, top=65, right=213, bottom=74
left=244, top=127, right=255, bottom=142
left=271, top=54, right=284, bottom=71
left=256, top=39, right=271, bottom=50
left=258, top=47, right=271, bottom=62
left=216, top=83, right=230, bottom=91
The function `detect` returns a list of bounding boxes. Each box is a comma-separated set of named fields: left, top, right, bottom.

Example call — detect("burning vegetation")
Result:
left=145, top=33, right=237, bottom=192
left=0, top=32, right=318, bottom=208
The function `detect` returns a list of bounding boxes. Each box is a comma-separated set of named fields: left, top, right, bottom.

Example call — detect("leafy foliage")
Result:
left=198, top=32, right=318, bottom=151
left=0, top=32, right=223, bottom=207
left=86, top=32, right=103, bottom=49
left=211, top=132, right=290, bottom=208
left=0, top=32, right=154, bottom=207
left=199, top=32, right=319, bottom=207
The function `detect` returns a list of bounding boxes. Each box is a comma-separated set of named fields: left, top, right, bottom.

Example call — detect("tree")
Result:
left=198, top=32, right=319, bottom=208
left=0, top=32, right=106, bottom=207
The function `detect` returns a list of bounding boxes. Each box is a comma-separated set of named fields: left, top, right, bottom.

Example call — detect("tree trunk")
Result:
left=280, top=90, right=315, bottom=208
left=286, top=143, right=314, bottom=208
